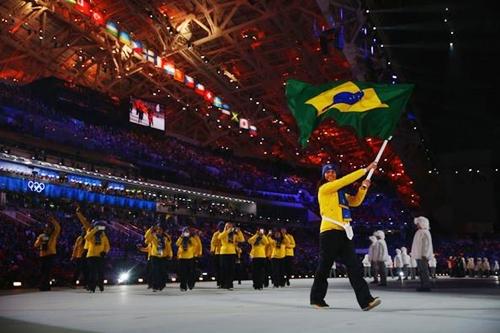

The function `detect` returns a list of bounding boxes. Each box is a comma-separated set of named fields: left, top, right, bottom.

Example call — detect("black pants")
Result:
left=220, top=254, right=236, bottom=289
left=271, top=258, right=285, bottom=287
left=284, top=256, right=294, bottom=285
left=87, top=256, right=105, bottom=292
left=151, top=256, right=167, bottom=290
left=377, top=261, right=387, bottom=285
left=145, top=259, right=152, bottom=288
left=417, top=258, right=431, bottom=289
left=310, top=230, right=374, bottom=308
left=264, top=259, right=271, bottom=287
left=188, top=258, right=199, bottom=290
left=178, top=259, right=195, bottom=290
left=235, top=262, right=243, bottom=284
left=39, top=255, right=55, bottom=291
left=72, top=257, right=88, bottom=287
left=212, top=255, right=222, bottom=286
left=252, top=258, right=266, bottom=289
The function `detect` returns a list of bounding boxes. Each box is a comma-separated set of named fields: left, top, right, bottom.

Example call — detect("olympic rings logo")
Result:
left=28, top=181, right=46, bottom=193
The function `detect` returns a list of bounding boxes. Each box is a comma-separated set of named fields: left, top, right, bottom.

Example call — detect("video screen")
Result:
left=129, top=97, right=165, bottom=131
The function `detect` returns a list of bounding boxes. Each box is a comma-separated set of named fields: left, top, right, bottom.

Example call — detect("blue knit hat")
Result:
left=321, top=163, right=339, bottom=178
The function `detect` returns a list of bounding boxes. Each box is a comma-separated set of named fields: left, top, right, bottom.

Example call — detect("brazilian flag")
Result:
left=286, top=79, right=414, bottom=147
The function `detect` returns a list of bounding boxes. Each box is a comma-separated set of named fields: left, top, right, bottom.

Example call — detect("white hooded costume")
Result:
left=373, top=230, right=388, bottom=285
left=411, top=216, right=433, bottom=290
left=410, top=217, right=433, bottom=261
left=394, top=249, right=403, bottom=268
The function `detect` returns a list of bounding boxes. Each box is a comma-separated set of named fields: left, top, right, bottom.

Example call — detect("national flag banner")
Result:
left=286, top=79, right=413, bottom=147
left=164, top=63, right=175, bottom=76
left=132, top=40, right=143, bottom=54
left=213, top=96, right=223, bottom=108
left=184, top=75, right=195, bottom=88
left=204, top=90, right=214, bottom=102
left=155, top=56, right=163, bottom=68
left=174, top=69, right=185, bottom=82
left=231, top=112, right=239, bottom=122
left=221, top=103, right=230, bottom=110
left=195, top=83, right=205, bottom=95
left=105, top=21, right=119, bottom=37
left=119, top=31, right=131, bottom=46
left=239, top=118, right=249, bottom=129
left=142, top=49, right=155, bottom=63
left=221, top=109, right=231, bottom=116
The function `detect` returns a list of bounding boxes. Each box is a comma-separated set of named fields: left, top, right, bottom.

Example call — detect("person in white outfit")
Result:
left=474, top=258, right=482, bottom=277
left=429, top=255, right=437, bottom=279
left=466, top=257, right=475, bottom=277
left=394, top=248, right=403, bottom=280
left=368, top=235, right=378, bottom=284
left=493, top=260, right=499, bottom=275
left=411, top=216, right=433, bottom=291
left=401, top=247, right=411, bottom=280
left=385, top=255, right=394, bottom=279
left=481, top=258, right=491, bottom=277
left=362, top=254, right=371, bottom=278
left=374, top=230, right=388, bottom=286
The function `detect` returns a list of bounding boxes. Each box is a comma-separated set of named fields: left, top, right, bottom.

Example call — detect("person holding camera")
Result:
left=85, top=221, right=110, bottom=293
left=75, top=205, right=92, bottom=289
left=282, top=228, right=296, bottom=286
left=190, top=228, right=203, bottom=290
left=218, top=223, right=244, bottom=290
left=210, top=222, right=224, bottom=288
left=248, top=228, right=269, bottom=290
left=145, top=223, right=172, bottom=291
left=34, top=214, right=61, bottom=291
left=176, top=227, right=197, bottom=291
left=268, top=229, right=290, bottom=287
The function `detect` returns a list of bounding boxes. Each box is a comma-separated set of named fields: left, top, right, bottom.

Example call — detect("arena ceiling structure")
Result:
left=0, top=0, right=425, bottom=209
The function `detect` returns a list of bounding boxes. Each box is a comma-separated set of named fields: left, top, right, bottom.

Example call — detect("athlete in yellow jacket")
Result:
left=145, top=225, right=172, bottom=291
left=248, top=229, right=269, bottom=289
left=176, top=227, right=197, bottom=291
left=282, top=228, right=295, bottom=286
left=34, top=215, right=60, bottom=291
left=210, top=222, right=225, bottom=287
left=218, top=223, right=244, bottom=289
left=85, top=222, right=110, bottom=293
left=310, top=162, right=381, bottom=311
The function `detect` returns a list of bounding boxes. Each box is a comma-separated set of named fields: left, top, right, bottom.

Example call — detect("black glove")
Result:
left=100, top=251, right=106, bottom=258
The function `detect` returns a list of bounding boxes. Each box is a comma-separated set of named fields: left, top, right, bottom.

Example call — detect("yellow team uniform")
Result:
left=248, top=234, right=269, bottom=259
left=268, top=236, right=290, bottom=259
left=210, top=231, right=222, bottom=254
left=284, top=233, right=296, bottom=257
left=319, top=168, right=368, bottom=233
left=34, top=219, right=61, bottom=257
left=176, top=236, right=196, bottom=259
left=218, top=229, right=244, bottom=255
left=84, top=227, right=110, bottom=258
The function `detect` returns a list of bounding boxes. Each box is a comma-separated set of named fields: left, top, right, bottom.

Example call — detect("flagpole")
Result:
left=366, top=136, right=392, bottom=180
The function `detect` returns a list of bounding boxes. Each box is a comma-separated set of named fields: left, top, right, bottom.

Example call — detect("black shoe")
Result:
left=416, top=287, right=431, bottom=292
left=362, top=297, right=381, bottom=311
left=311, top=300, right=330, bottom=308
left=286, top=281, right=290, bottom=286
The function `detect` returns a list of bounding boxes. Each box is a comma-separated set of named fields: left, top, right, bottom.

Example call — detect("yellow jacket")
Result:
left=218, top=229, right=244, bottom=255
left=210, top=231, right=222, bottom=255
left=176, top=236, right=196, bottom=259
left=284, top=234, right=296, bottom=257
left=145, top=228, right=173, bottom=258
left=193, top=235, right=203, bottom=258
left=319, top=168, right=368, bottom=233
left=269, top=236, right=290, bottom=259
left=34, top=218, right=60, bottom=257
left=248, top=233, right=269, bottom=259
left=71, top=235, right=86, bottom=259
left=265, top=240, right=273, bottom=259
left=84, top=227, right=110, bottom=258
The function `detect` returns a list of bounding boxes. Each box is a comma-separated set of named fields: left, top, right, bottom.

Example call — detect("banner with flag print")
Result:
left=286, top=79, right=413, bottom=147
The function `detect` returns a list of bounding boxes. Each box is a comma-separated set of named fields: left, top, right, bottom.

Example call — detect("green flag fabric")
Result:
left=286, top=79, right=414, bottom=147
